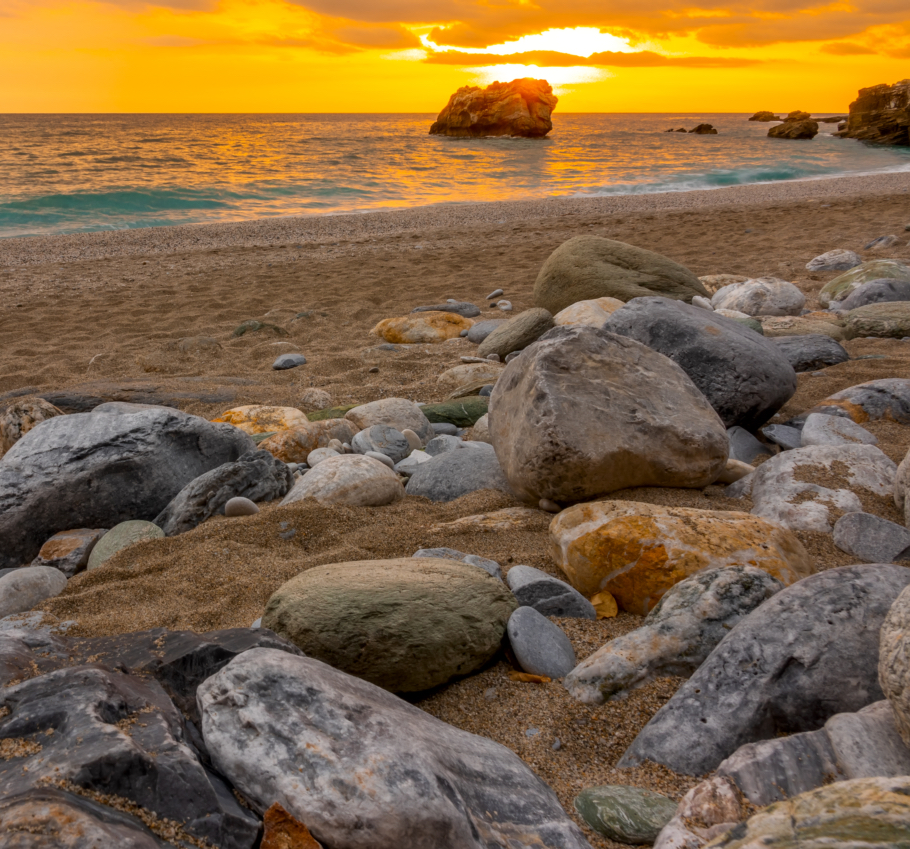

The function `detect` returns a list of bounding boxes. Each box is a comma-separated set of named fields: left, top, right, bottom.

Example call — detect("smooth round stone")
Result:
left=504, top=350, right=522, bottom=363
left=467, top=319, right=508, bottom=344
left=431, top=422, right=459, bottom=436
left=328, top=439, right=344, bottom=451
left=365, top=450, right=394, bottom=469
left=487, top=288, right=504, bottom=299
left=307, top=447, right=340, bottom=467
left=574, top=785, right=677, bottom=843
left=800, top=413, right=877, bottom=448
left=539, top=498, right=561, bottom=513
left=273, top=353, right=307, bottom=370
left=225, top=497, right=260, bottom=517
left=401, top=428, right=423, bottom=451
left=351, top=425, right=410, bottom=463
left=486, top=353, right=501, bottom=362
left=0, top=566, right=69, bottom=620
left=507, top=606, right=575, bottom=679
left=691, top=295, right=714, bottom=310
left=479, top=384, right=494, bottom=397
left=87, top=520, right=164, bottom=570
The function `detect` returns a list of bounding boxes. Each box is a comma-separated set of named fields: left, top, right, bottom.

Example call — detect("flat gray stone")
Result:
left=413, top=547, right=502, bottom=580
left=838, top=278, right=910, bottom=311
left=727, top=426, right=771, bottom=464
left=272, top=353, right=307, bottom=370
left=761, top=423, right=802, bottom=450
left=405, top=442, right=511, bottom=502
left=425, top=434, right=464, bottom=456
left=467, top=319, right=508, bottom=344
left=0, top=566, right=68, bottom=620
left=412, top=302, right=481, bottom=318
left=801, top=413, right=877, bottom=448
left=771, top=334, right=849, bottom=372
left=506, top=565, right=596, bottom=619
left=431, top=422, right=459, bottom=435
left=833, top=512, right=910, bottom=563
left=806, top=249, right=862, bottom=272
left=351, top=425, right=410, bottom=463
left=507, top=606, right=576, bottom=678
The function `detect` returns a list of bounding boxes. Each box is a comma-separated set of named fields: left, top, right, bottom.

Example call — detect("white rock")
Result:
left=800, top=413, right=877, bottom=448
left=711, top=277, right=806, bottom=317
left=691, top=295, right=714, bottom=311
left=553, top=297, right=624, bottom=327
left=806, top=249, right=862, bottom=272
left=281, top=455, right=404, bottom=507
left=307, top=447, right=340, bottom=467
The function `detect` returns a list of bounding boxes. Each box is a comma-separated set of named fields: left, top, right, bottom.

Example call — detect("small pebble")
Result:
left=272, top=353, right=307, bottom=370
left=497, top=300, right=513, bottom=311
left=279, top=529, right=297, bottom=540
left=279, top=521, right=289, bottom=530
left=342, top=443, right=353, bottom=453
left=504, top=350, right=522, bottom=363
left=484, top=687, right=497, bottom=700
left=328, top=438, right=344, bottom=451
left=479, top=384, right=494, bottom=397
left=447, top=298, right=457, bottom=303
left=285, top=463, right=298, bottom=473
left=461, top=356, right=488, bottom=363
left=369, top=366, right=379, bottom=373
left=251, top=617, right=262, bottom=629
left=224, top=497, right=259, bottom=517
left=365, top=450, right=394, bottom=469
left=552, top=738, right=562, bottom=751
left=487, top=288, right=504, bottom=299
left=539, top=498, right=561, bottom=513
left=486, top=353, right=501, bottom=362
left=525, top=727, right=540, bottom=738
left=459, top=329, right=469, bottom=337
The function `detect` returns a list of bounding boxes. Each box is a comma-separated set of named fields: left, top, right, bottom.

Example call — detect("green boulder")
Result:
left=819, top=260, right=910, bottom=308
left=306, top=404, right=360, bottom=421
left=87, top=520, right=164, bottom=570
left=574, top=785, right=678, bottom=844
left=421, top=397, right=489, bottom=427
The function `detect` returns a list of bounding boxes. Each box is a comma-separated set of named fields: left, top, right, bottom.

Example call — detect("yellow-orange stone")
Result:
left=259, top=419, right=356, bottom=464
left=372, top=311, right=473, bottom=344
left=213, top=405, right=309, bottom=435
left=549, top=501, right=814, bottom=615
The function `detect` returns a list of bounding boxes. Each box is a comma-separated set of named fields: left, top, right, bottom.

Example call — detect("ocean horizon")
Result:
left=2, top=112, right=909, bottom=240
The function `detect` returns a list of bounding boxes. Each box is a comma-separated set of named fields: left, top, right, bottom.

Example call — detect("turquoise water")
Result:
left=1, top=113, right=909, bottom=238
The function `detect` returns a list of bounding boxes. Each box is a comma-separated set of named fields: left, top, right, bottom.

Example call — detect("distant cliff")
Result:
left=836, top=79, right=910, bottom=146
left=429, top=79, right=558, bottom=138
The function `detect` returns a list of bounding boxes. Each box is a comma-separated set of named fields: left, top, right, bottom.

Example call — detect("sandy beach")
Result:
left=3, top=171, right=910, bottom=847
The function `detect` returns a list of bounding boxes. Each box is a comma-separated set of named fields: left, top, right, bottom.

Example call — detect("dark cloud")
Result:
left=333, top=24, right=421, bottom=48
left=820, top=41, right=877, bottom=54
left=424, top=48, right=760, bottom=67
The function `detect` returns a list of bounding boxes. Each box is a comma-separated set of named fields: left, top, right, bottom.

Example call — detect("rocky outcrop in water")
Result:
left=748, top=111, right=780, bottom=122
left=768, top=119, right=818, bottom=139
left=836, top=79, right=910, bottom=146
left=429, top=78, right=557, bottom=138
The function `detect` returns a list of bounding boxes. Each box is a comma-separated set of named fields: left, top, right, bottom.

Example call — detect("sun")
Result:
left=421, top=26, right=637, bottom=58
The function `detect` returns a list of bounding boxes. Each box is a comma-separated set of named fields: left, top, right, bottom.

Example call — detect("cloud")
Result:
left=820, top=41, right=877, bottom=54
left=425, top=47, right=760, bottom=67
left=333, top=23, right=420, bottom=48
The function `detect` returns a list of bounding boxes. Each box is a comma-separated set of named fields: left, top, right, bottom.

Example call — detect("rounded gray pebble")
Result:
left=225, top=497, right=259, bottom=517
left=507, top=606, right=576, bottom=679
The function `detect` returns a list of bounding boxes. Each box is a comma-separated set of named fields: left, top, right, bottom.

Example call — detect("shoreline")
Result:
left=3, top=169, right=910, bottom=267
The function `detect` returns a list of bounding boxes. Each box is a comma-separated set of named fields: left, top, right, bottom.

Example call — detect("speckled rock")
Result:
left=819, top=259, right=910, bottom=308
left=30, top=528, right=106, bottom=578
left=477, top=308, right=555, bottom=359
left=838, top=278, right=910, bottom=310
left=553, top=297, right=625, bottom=327
left=262, top=558, right=517, bottom=692
left=87, top=519, right=164, bottom=569
left=281, top=455, right=404, bottom=507
left=0, top=566, right=69, bottom=619
left=711, top=277, right=806, bottom=317
left=351, top=425, right=411, bottom=463
left=800, top=412, right=877, bottom=447
left=345, top=397, right=435, bottom=444
left=212, top=405, right=308, bottom=434
left=653, top=777, right=745, bottom=849
left=813, top=378, right=910, bottom=424
left=0, top=397, right=64, bottom=458
left=437, top=362, right=504, bottom=393
left=833, top=512, right=910, bottom=563
left=893, top=446, right=910, bottom=524
left=806, top=249, right=862, bottom=272
left=550, top=501, right=811, bottom=613
left=575, top=785, right=677, bottom=844
left=371, top=311, right=473, bottom=344
left=879, top=584, right=910, bottom=746
left=259, top=419, right=356, bottom=464
left=844, top=301, right=910, bottom=339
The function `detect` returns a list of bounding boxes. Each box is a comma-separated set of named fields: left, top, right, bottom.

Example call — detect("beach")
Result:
left=4, top=171, right=910, bottom=846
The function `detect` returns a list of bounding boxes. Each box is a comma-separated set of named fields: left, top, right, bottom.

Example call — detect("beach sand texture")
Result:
left=3, top=172, right=910, bottom=847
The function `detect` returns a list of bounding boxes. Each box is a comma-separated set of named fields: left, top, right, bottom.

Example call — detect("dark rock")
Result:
left=412, top=302, right=481, bottom=318
left=154, top=450, right=293, bottom=536
left=833, top=512, right=910, bottom=563
left=272, top=353, right=306, bottom=370
left=770, top=334, right=849, bottom=372
left=619, top=564, right=910, bottom=775
left=749, top=111, right=780, bottom=121
left=787, top=110, right=811, bottom=121
left=813, top=378, right=910, bottom=423
left=405, top=442, right=511, bottom=502
left=768, top=120, right=819, bottom=139
left=727, top=426, right=772, bottom=464
left=761, top=423, right=802, bottom=449
left=604, top=297, right=797, bottom=430
left=420, top=397, right=488, bottom=427
left=467, top=319, right=508, bottom=343
left=838, top=278, right=910, bottom=310
left=689, top=123, right=717, bottom=134
left=506, top=564, right=596, bottom=619
left=836, top=79, right=910, bottom=146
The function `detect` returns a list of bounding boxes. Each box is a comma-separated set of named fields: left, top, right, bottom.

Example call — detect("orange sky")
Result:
left=1, top=0, right=907, bottom=112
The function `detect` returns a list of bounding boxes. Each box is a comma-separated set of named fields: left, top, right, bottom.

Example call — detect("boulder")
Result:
left=844, top=301, right=910, bottom=338
left=429, top=77, right=558, bottom=138
left=476, top=308, right=555, bottom=359
left=553, top=297, right=624, bottom=327
left=550, top=501, right=812, bottom=613
left=618, top=564, right=910, bottom=775
left=371, top=311, right=473, bottom=343
left=87, top=519, right=164, bottom=569
left=421, top=397, right=488, bottom=427
left=351, top=425, right=410, bottom=463
left=488, top=326, right=728, bottom=504
left=437, top=362, right=503, bottom=393
left=800, top=412, right=876, bottom=447
left=154, top=450, right=294, bottom=536
left=805, top=248, right=862, bottom=272
left=748, top=444, right=896, bottom=533
left=836, top=78, right=910, bottom=146
left=345, top=397, right=434, bottom=444
left=412, top=301, right=480, bottom=318
left=507, top=606, right=576, bottom=679
left=564, top=566, right=783, bottom=704
left=710, top=277, right=805, bottom=316
left=689, top=123, right=717, bottom=134
left=405, top=441, right=511, bottom=502
left=533, top=237, right=707, bottom=315
left=837, top=277, right=910, bottom=310
left=819, top=259, right=910, bottom=307
left=760, top=315, right=847, bottom=340
left=281, top=455, right=404, bottom=508
left=0, top=566, right=68, bottom=619
left=748, top=111, right=780, bottom=121
left=0, top=405, right=254, bottom=569
left=604, top=297, right=797, bottom=429
left=259, top=419, right=356, bottom=463
left=880, top=583, right=910, bottom=746
left=213, top=405, right=308, bottom=436
left=770, top=334, right=849, bottom=372
left=467, top=319, right=508, bottom=343
left=198, top=649, right=591, bottom=848
left=506, top=564, right=596, bottom=619
left=574, top=786, right=677, bottom=844
left=0, top=397, right=64, bottom=457
left=262, top=558, right=516, bottom=692
left=812, top=378, right=910, bottom=423
left=652, top=777, right=745, bottom=849
left=30, top=528, right=106, bottom=578
left=768, top=119, right=818, bottom=138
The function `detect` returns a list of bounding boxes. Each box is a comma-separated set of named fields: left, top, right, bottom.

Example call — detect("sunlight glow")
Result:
left=422, top=27, right=636, bottom=58
left=467, top=64, right=610, bottom=91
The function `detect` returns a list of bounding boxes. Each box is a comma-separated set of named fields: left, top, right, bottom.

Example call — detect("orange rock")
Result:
left=590, top=591, right=618, bottom=619
left=372, top=311, right=473, bottom=344
left=261, top=803, right=322, bottom=849
left=213, top=405, right=308, bottom=435
left=259, top=419, right=356, bottom=463
left=549, top=501, right=814, bottom=615
left=509, top=671, right=552, bottom=683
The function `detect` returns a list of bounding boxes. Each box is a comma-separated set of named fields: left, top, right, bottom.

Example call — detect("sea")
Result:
left=2, top=112, right=909, bottom=239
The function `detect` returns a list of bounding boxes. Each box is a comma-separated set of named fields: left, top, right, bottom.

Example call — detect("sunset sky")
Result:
left=2, top=0, right=907, bottom=112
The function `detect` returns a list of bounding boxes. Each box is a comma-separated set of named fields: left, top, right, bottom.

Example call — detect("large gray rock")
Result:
left=477, top=308, right=555, bottom=359
left=880, top=583, right=910, bottom=747
left=749, top=444, right=896, bottom=533
left=604, top=297, right=797, bottom=430
left=506, top=564, right=596, bottom=619
left=413, top=547, right=502, bottom=580
left=837, top=278, right=910, bottom=310
left=198, top=649, right=593, bottom=849
left=533, top=236, right=707, bottom=315
left=154, top=450, right=293, bottom=536
left=467, top=319, right=508, bottom=343
left=565, top=566, right=782, bottom=705
left=710, top=277, right=806, bottom=316
left=800, top=412, right=877, bottom=447
left=405, top=442, right=512, bottom=502
left=0, top=566, right=68, bottom=619
left=770, top=334, right=849, bottom=372
left=262, top=558, right=517, bottom=692
left=488, top=326, right=728, bottom=505
left=281, top=454, right=405, bottom=507
left=834, top=512, right=910, bottom=562
left=0, top=406, right=254, bottom=569
left=619, top=564, right=910, bottom=775
left=345, top=397, right=434, bottom=445
left=351, top=424, right=411, bottom=463
left=507, top=606, right=576, bottom=679
left=813, top=378, right=910, bottom=424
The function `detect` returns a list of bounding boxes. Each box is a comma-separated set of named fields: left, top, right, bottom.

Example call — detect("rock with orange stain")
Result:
left=564, top=566, right=784, bottom=704
left=0, top=398, right=65, bottom=458
left=553, top=297, right=625, bottom=327
left=813, top=378, right=910, bottom=424
left=549, top=501, right=813, bottom=614
left=261, top=803, right=323, bottom=849
left=259, top=419, right=356, bottom=464
left=213, top=405, right=308, bottom=435
left=30, top=528, right=107, bottom=578
left=371, top=311, right=473, bottom=344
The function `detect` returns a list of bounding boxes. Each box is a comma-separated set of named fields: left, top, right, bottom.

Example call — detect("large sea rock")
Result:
left=489, top=326, right=728, bottom=504
left=198, top=649, right=593, bottom=848
left=0, top=405, right=253, bottom=569
left=604, top=297, right=797, bottom=429
left=533, top=237, right=707, bottom=315
left=429, top=78, right=558, bottom=138
left=835, top=79, right=910, bottom=146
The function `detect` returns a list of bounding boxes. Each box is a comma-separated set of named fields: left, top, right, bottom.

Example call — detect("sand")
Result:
left=3, top=172, right=910, bottom=847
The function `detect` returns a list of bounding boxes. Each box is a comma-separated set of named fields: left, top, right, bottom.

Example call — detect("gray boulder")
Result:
left=727, top=426, right=771, bottom=464
left=533, top=236, right=707, bottom=314
left=477, top=308, right=555, bottom=359
left=0, top=406, right=254, bottom=569
left=506, top=564, right=596, bottom=619
left=467, top=319, right=508, bottom=343
left=405, top=442, right=512, bottom=502
left=813, top=378, right=910, bottom=424
left=834, top=512, right=910, bottom=562
left=806, top=249, right=862, bottom=272
left=710, top=277, right=805, bottom=316
left=880, top=583, right=910, bottom=747
left=819, top=259, right=910, bottom=307
left=507, top=606, right=576, bottom=678
left=619, top=564, right=910, bottom=775
left=154, top=450, right=293, bottom=536
left=198, top=649, right=593, bottom=849
left=351, top=424, right=411, bottom=463
left=425, top=434, right=465, bottom=456
left=604, top=297, right=797, bottom=429
left=0, top=566, right=68, bottom=620
left=770, top=334, right=849, bottom=372
left=800, top=412, right=877, bottom=447
left=837, top=278, right=910, bottom=311
left=412, top=301, right=481, bottom=318
left=565, top=566, right=782, bottom=705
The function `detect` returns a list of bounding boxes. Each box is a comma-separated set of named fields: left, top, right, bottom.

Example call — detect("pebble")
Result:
left=328, top=438, right=344, bottom=451
left=504, top=350, right=522, bottom=363
left=484, top=687, right=497, bottom=700
left=761, top=423, right=802, bottom=450
left=307, top=447, right=340, bottom=467
left=497, top=300, right=513, bottom=311
left=486, top=353, right=501, bottom=362
left=342, top=443, right=353, bottom=453
left=368, top=367, right=379, bottom=373
left=401, top=428, right=423, bottom=451
left=507, top=564, right=596, bottom=619
left=552, top=738, right=562, bottom=751
left=727, top=426, right=772, bottom=464
left=539, top=498, right=561, bottom=513
left=691, top=295, right=714, bottom=310
left=479, top=384, right=494, bottom=397
left=507, top=606, right=576, bottom=679
left=251, top=617, right=262, bottom=628
left=279, top=528, right=297, bottom=540
left=487, top=288, right=504, bottom=299
left=432, top=422, right=459, bottom=435
left=460, top=329, right=470, bottom=337
left=272, top=353, right=307, bottom=370
left=224, top=497, right=260, bottom=517
left=425, top=435, right=464, bottom=456
left=365, top=450, right=395, bottom=469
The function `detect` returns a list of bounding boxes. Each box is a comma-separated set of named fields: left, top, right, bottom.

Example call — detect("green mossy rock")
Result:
left=262, top=558, right=517, bottom=693
left=574, top=785, right=678, bottom=844
left=819, top=260, right=910, bottom=308
left=87, top=520, right=164, bottom=570
left=232, top=320, right=289, bottom=338
left=421, top=397, right=489, bottom=427
left=306, top=404, right=360, bottom=421
left=844, top=302, right=910, bottom=339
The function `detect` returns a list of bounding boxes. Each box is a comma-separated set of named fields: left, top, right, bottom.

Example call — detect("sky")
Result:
left=1, top=0, right=907, bottom=112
